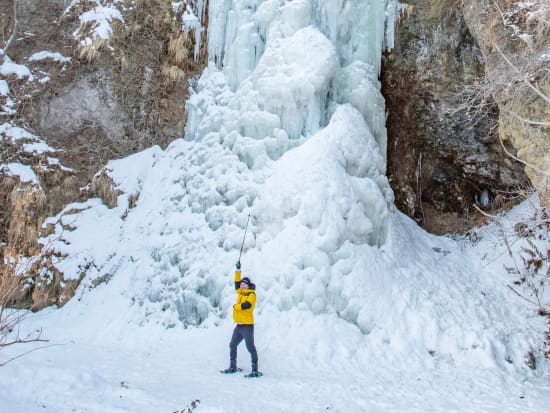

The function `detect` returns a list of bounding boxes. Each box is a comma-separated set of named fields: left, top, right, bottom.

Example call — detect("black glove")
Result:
left=236, top=261, right=241, bottom=270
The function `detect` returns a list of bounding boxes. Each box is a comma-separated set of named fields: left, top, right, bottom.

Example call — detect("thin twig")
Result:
left=493, top=42, right=550, bottom=105
left=0, top=337, right=49, bottom=348
left=0, top=342, right=62, bottom=367
left=507, top=284, right=540, bottom=307
left=1, top=0, right=18, bottom=60
left=506, top=109, right=550, bottom=127
left=472, top=203, right=500, bottom=219
left=498, top=135, right=550, bottom=178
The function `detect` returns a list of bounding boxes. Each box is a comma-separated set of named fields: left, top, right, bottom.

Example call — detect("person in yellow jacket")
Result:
left=222, top=260, right=260, bottom=376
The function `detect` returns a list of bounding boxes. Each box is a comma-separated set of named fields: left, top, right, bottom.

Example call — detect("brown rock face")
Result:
left=382, top=1, right=533, bottom=233
left=1, top=0, right=206, bottom=309
left=461, top=0, right=549, bottom=192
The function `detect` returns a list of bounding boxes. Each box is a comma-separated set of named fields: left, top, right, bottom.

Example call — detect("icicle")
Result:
left=384, top=0, right=408, bottom=52
left=193, top=0, right=207, bottom=61
left=206, top=1, right=267, bottom=90
left=207, top=0, right=231, bottom=67
left=311, top=0, right=386, bottom=70
left=193, top=0, right=399, bottom=155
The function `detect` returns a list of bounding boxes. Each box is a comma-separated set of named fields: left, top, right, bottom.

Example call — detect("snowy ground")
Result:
left=1, top=203, right=549, bottom=413
left=1, top=305, right=549, bottom=413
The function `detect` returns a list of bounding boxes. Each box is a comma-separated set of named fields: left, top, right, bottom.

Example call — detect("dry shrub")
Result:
left=0, top=176, right=75, bottom=311
left=501, top=1, right=550, bottom=50
left=128, top=192, right=140, bottom=209
left=106, top=0, right=198, bottom=148
left=157, top=9, right=173, bottom=31
left=28, top=253, right=81, bottom=311
left=0, top=252, right=47, bottom=353
left=503, top=180, right=550, bottom=360
left=425, top=1, right=448, bottom=21
left=118, top=54, right=129, bottom=71
left=1, top=227, right=83, bottom=313
left=91, top=170, right=121, bottom=208
left=0, top=255, right=28, bottom=310
left=162, top=63, right=186, bottom=84
left=0, top=156, right=86, bottom=311
left=6, top=184, right=47, bottom=256
left=537, top=180, right=549, bottom=210
left=79, top=44, right=99, bottom=63
left=404, top=4, right=415, bottom=19
left=78, top=38, right=108, bottom=63
left=530, top=5, right=550, bottom=41
left=40, top=173, right=81, bottom=215
left=168, top=33, right=190, bottom=65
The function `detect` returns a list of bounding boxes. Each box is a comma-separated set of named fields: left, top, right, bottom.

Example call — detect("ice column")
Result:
left=197, top=1, right=400, bottom=151
left=310, top=0, right=390, bottom=156
left=207, top=0, right=266, bottom=90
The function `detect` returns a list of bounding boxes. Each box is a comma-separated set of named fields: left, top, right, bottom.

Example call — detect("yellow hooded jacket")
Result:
left=233, top=270, right=256, bottom=325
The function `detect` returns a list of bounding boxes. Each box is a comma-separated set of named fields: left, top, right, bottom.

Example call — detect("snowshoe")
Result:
left=244, top=371, right=263, bottom=378
left=220, top=367, right=243, bottom=374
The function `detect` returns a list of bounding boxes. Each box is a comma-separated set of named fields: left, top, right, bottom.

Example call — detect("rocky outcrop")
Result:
left=0, top=173, right=82, bottom=309
left=8, top=0, right=201, bottom=174
left=1, top=0, right=206, bottom=309
left=382, top=1, right=548, bottom=233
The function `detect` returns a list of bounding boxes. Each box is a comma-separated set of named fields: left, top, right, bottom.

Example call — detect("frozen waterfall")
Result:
left=178, top=0, right=402, bottom=322
left=189, top=0, right=398, bottom=151
left=37, top=0, right=543, bottom=383
left=185, top=0, right=400, bottom=244
left=46, top=0, right=404, bottom=328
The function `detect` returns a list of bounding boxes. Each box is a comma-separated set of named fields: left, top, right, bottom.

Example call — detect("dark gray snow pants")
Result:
left=229, top=324, right=258, bottom=371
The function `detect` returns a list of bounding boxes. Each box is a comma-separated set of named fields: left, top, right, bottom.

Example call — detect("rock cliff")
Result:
left=1, top=0, right=206, bottom=308
left=382, top=0, right=548, bottom=233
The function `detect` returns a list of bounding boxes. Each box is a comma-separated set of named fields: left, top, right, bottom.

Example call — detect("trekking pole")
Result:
left=238, top=213, right=251, bottom=263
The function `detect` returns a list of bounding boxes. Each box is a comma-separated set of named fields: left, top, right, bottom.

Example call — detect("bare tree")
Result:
left=491, top=1, right=550, bottom=177
left=0, top=0, right=19, bottom=61
left=494, top=51, right=548, bottom=171
left=493, top=1, right=550, bottom=359
left=458, top=0, right=550, bottom=360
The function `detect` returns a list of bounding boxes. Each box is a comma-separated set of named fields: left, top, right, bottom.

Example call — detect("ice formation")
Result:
left=41, top=0, right=540, bottom=367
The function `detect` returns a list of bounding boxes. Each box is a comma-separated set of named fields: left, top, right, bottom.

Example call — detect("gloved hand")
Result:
left=236, top=260, right=241, bottom=270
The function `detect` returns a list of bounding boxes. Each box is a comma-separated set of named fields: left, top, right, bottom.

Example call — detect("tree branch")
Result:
left=472, top=203, right=499, bottom=219
left=1, top=0, right=19, bottom=60
left=0, top=342, right=60, bottom=367
left=493, top=43, right=550, bottom=105
left=498, top=134, right=550, bottom=178
left=505, top=109, right=550, bottom=127
left=507, top=284, right=541, bottom=307
left=0, top=336, right=49, bottom=348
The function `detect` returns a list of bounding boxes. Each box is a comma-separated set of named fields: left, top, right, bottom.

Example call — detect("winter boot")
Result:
left=244, top=371, right=263, bottom=378
left=221, top=366, right=240, bottom=374
left=245, top=362, right=262, bottom=377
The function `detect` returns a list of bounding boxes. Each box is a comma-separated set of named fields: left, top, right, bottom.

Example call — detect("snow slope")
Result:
left=1, top=1, right=549, bottom=412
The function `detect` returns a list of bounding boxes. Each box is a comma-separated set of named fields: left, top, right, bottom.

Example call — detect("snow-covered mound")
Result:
left=40, top=0, right=543, bottom=374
